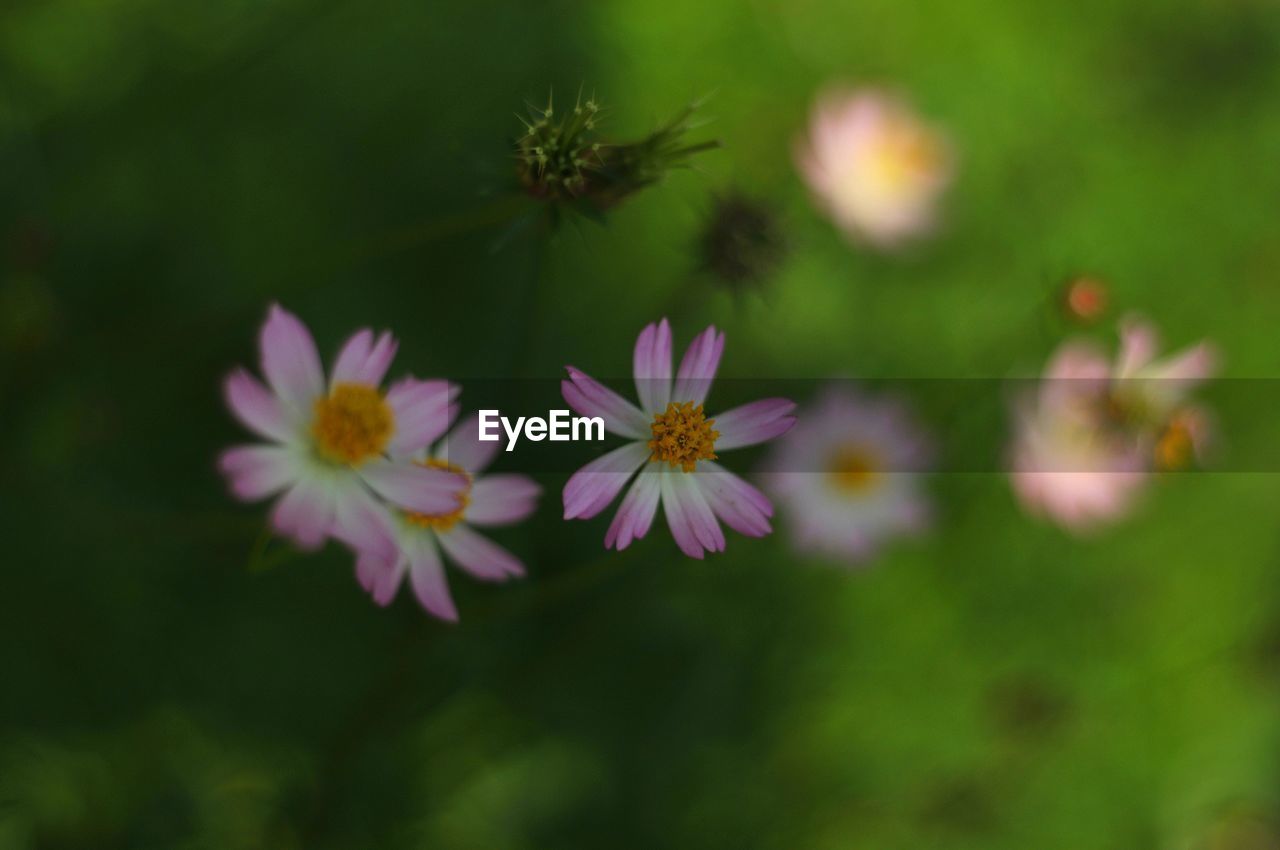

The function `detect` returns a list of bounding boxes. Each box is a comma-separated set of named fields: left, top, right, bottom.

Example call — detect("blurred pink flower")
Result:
left=218, top=304, right=467, bottom=561
left=795, top=88, right=953, bottom=249
left=1009, top=316, right=1218, bottom=533
left=763, top=386, right=932, bottom=564
left=351, top=411, right=541, bottom=622
left=562, top=319, right=796, bottom=559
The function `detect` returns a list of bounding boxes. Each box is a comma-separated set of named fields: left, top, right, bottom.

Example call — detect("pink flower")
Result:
left=795, top=88, right=953, bottom=249
left=218, top=304, right=468, bottom=561
left=561, top=319, right=797, bottom=559
left=763, top=386, right=932, bottom=564
left=1009, top=316, right=1218, bottom=533
left=352, top=411, right=542, bottom=622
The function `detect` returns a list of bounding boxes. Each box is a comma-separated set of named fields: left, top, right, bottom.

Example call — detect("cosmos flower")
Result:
left=763, top=386, right=932, bottom=564
left=1009, top=316, right=1218, bottom=532
left=352, top=412, right=542, bottom=621
left=561, top=319, right=796, bottom=558
left=218, top=304, right=468, bottom=561
left=795, top=88, right=952, bottom=248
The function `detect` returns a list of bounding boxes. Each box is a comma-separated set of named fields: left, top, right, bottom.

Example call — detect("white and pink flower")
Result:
left=561, top=319, right=796, bottom=559
left=795, top=88, right=953, bottom=249
left=1010, top=316, right=1218, bottom=533
left=218, top=304, right=468, bottom=562
left=763, top=386, right=932, bottom=563
left=352, top=411, right=542, bottom=622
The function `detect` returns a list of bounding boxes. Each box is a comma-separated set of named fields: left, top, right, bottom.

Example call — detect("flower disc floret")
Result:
left=649, top=402, right=719, bottom=472
left=828, top=444, right=881, bottom=494
left=311, top=383, right=394, bottom=465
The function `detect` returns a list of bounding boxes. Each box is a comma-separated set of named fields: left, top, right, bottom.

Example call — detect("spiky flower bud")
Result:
left=516, top=91, right=605, bottom=201
left=515, top=90, right=719, bottom=217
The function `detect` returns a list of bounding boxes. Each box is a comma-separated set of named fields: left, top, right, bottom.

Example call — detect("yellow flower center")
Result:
left=868, top=122, right=942, bottom=192
left=311, top=383, right=394, bottom=465
left=404, top=458, right=472, bottom=531
left=828, top=445, right=881, bottom=494
left=1154, top=416, right=1195, bottom=472
left=649, top=402, right=719, bottom=472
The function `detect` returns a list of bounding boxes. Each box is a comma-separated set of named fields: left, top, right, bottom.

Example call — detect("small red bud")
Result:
left=1061, top=275, right=1109, bottom=323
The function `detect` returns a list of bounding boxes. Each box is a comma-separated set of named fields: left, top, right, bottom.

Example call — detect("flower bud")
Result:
left=1061, top=275, right=1109, bottom=324
left=515, top=90, right=719, bottom=217
left=698, top=192, right=786, bottom=290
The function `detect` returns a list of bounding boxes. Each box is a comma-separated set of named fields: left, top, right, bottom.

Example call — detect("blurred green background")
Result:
left=2, top=0, right=1280, bottom=847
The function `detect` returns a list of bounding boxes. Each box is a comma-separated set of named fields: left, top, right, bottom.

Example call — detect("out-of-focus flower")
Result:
left=352, top=411, right=541, bottom=622
left=516, top=91, right=720, bottom=217
left=795, top=88, right=953, bottom=249
left=561, top=319, right=796, bottom=558
left=757, top=386, right=931, bottom=560
left=1009, top=343, right=1148, bottom=531
left=1060, top=275, right=1110, bottom=324
left=218, top=304, right=468, bottom=560
left=698, top=191, right=787, bottom=290
left=763, top=386, right=932, bottom=563
left=1009, top=316, right=1218, bottom=532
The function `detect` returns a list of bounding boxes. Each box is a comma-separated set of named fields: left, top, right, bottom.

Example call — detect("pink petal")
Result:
left=332, top=329, right=372, bottom=384
left=562, top=441, right=650, bottom=520
left=358, top=458, right=468, bottom=515
left=218, top=445, right=299, bottom=501
left=330, top=483, right=399, bottom=565
left=696, top=466, right=772, bottom=538
left=259, top=303, right=325, bottom=416
left=562, top=368, right=650, bottom=439
left=659, top=473, right=704, bottom=559
left=385, top=378, right=459, bottom=456
left=1045, top=342, right=1110, bottom=383
left=467, top=474, right=541, bottom=526
left=1041, top=342, right=1111, bottom=412
left=633, top=318, right=673, bottom=414
left=355, top=551, right=394, bottom=597
left=408, top=537, right=458, bottom=622
left=676, top=473, right=726, bottom=553
left=437, top=523, right=525, bottom=582
left=660, top=471, right=725, bottom=558
left=271, top=477, right=337, bottom=550
left=358, top=553, right=406, bottom=607
left=604, top=467, right=661, bottom=551
left=355, top=551, right=381, bottom=594
left=437, top=413, right=500, bottom=474
left=671, top=326, right=724, bottom=405
left=713, top=398, right=797, bottom=451
left=331, top=329, right=399, bottom=388
left=1117, top=316, right=1159, bottom=377
left=1147, top=341, right=1219, bottom=384
left=224, top=368, right=295, bottom=442
left=794, top=138, right=832, bottom=201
